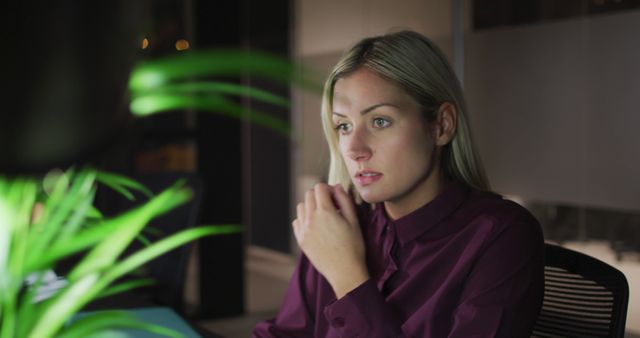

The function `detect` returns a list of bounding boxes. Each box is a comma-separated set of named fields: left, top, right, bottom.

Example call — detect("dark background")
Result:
left=16, top=0, right=296, bottom=319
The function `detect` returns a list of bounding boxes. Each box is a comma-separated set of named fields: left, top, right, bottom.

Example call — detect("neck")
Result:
left=383, top=166, right=445, bottom=220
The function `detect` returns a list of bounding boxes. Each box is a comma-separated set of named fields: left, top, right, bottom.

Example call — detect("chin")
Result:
left=357, top=189, right=387, bottom=204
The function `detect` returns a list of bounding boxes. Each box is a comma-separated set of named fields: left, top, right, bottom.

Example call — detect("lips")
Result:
left=355, top=170, right=383, bottom=186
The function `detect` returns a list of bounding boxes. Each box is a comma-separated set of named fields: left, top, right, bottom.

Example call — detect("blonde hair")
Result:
left=321, top=31, right=490, bottom=199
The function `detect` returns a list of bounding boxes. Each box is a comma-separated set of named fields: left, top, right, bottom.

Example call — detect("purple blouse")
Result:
left=253, top=183, right=544, bottom=337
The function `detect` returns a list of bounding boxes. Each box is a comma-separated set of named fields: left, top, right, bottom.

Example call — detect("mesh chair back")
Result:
left=531, top=243, right=629, bottom=338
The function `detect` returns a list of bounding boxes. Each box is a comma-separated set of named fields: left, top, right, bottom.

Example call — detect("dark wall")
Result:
left=194, top=0, right=244, bottom=319
left=0, top=1, right=146, bottom=174
left=245, top=0, right=292, bottom=254
left=473, top=0, right=640, bottom=30
left=194, top=0, right=291, bottom=318
left=194, top=0, right=291, bottom=254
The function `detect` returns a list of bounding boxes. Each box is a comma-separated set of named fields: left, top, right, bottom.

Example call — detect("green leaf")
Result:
left=99, top=226, right=241, bottom=289
left=7, top=179, right=37, bottom=278
left=67, top=184, right=191, bottom=281
left=15, top=270, right=49, bottom=337
left=95, top=171, right=153, bottom=201
left=86, top=205, right=103, bottom=219
left=128, top=49, right=307, bottom=92
left=28, top=273, right=100, bottom=338
left=29, top=218, right=127, bottom=272
left=29, top=226, right=236, bottom=338
left=56, top=188, right=96, bottom=244
left=127, top=49, right=323, bottom=137
left=136, top=234, right=152, bottom=246
left=130, top=93, right=291, bottom=137
left=25, top=171, right=96, bottom=271
left=2, top=179, right=39, bottom=338
left=137, top=81, right=291, bottom=108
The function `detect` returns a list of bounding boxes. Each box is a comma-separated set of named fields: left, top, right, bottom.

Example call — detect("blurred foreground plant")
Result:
left=0, top=169, right=240, bottom=338
left=128, top=49, right=319, bottom=136
left=0, top=45, right=319, bottom=336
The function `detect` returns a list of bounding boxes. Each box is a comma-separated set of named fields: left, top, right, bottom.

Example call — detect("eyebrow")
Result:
left=332, top=103, right=399, bottom=118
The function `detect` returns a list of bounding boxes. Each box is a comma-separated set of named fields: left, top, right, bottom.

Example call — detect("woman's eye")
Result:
left=335, top=123, right=352, bottom=134
left=373, top=118, right=391, bottom=128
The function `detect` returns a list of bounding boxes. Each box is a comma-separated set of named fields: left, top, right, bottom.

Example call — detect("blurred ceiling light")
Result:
left=175, top=39, right=190, bottom=51
left=141, top=37, right=149, bottom=49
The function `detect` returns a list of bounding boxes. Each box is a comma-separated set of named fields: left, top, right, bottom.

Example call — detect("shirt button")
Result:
left=331, top=317, right=345, bottom=328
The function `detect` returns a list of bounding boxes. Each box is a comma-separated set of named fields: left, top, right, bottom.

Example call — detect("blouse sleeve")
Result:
left=252, top=253, right=404, bottom=337
left=448, top=211, right=545, bottom=337
left=252, top=254, right=316, bottom=338
left=322, top=279, right=403, bottom=337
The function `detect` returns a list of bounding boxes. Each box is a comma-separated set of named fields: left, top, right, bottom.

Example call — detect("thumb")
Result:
left=332, top=185, right=358, bottom=226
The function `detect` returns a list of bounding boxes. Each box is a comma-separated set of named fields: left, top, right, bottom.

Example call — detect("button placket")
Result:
left=376, top=223, right=399, bottom=293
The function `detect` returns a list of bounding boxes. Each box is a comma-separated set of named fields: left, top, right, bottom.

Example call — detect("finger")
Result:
left=332, top=185, right=358, bottom=226
left=297, top=202, right=305, bottom=224
left=305, top=189, right=316, bottom=217
left=328, top=185, right=342, bottom=211
left=314, top=183, right=335, bottom=210
left=292, top=219, right=301, bottom=243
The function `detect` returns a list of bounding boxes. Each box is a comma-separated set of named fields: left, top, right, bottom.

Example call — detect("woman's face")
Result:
left=332, top=68, right=443, bottom=217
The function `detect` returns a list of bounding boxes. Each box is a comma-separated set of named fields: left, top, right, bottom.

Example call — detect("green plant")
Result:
left=0, top=168, right=241, bottom=338
left=128, top=49, right=318, bottom=135
left=0, top=48, right=318, bottom=337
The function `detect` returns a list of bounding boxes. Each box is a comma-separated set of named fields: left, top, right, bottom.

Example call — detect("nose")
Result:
left=345, top=126, right=372, bottom=162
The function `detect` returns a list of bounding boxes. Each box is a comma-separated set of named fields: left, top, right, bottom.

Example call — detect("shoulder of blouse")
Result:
left=462, top=189, right=541, bottom=233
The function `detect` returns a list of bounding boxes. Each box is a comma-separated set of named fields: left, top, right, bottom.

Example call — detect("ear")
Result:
left=434, top=102, right=457, bottom=146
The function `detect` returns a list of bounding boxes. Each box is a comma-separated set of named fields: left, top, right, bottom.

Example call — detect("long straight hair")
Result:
left=321, top=31, right=490, bottom=200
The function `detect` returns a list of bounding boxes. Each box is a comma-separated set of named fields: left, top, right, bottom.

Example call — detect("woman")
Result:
left=254, top=30, right=544, bottom=337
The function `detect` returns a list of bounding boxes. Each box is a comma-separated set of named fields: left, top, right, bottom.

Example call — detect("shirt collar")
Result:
left=373, top=181, right=470, bottom=246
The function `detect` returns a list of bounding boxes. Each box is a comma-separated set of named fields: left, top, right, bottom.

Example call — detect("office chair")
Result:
left=531, top=243, right=629, bottom=338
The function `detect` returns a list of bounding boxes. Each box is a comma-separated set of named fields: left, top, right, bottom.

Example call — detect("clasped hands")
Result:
left=292, top=183, right=369, bottom=299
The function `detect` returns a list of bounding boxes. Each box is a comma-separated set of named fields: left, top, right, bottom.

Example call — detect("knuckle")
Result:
left=314, top=182, right=329, bottom=192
